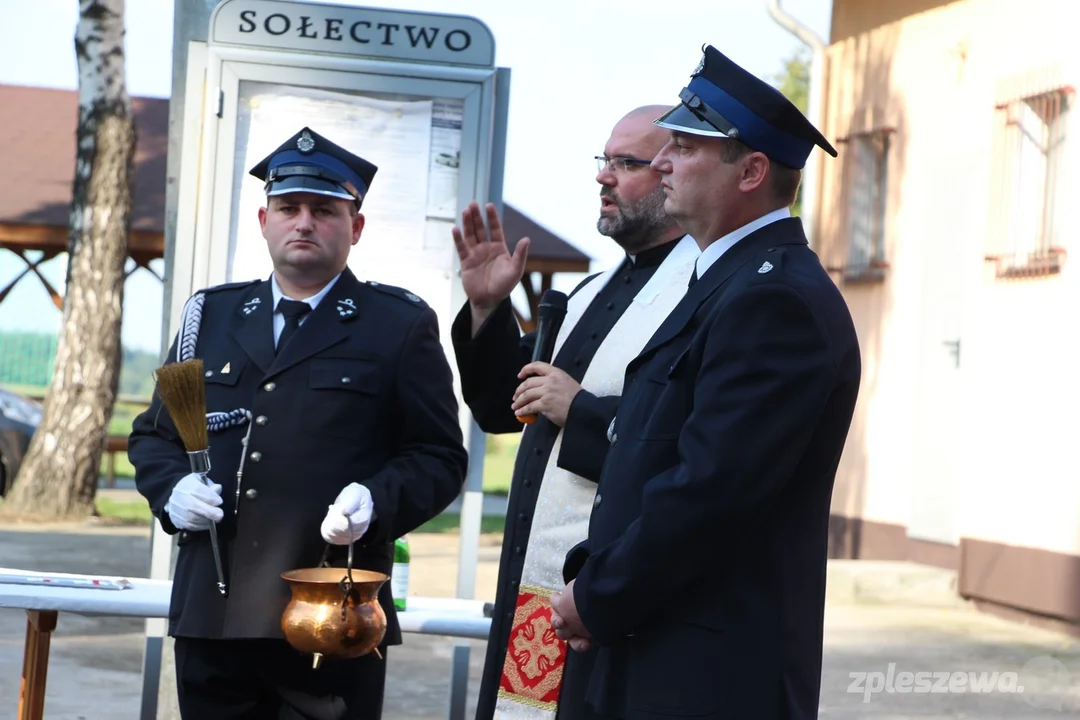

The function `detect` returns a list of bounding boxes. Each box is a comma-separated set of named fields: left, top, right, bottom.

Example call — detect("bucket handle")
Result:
left=316, top=517, right=356, bottom=622
left=337, top=518, right=355, bottom=621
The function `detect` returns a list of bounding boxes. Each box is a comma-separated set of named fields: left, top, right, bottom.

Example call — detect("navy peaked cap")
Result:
left=655, top=45, right=837, bottom=169
left=248, top=127, right=378, bottom=206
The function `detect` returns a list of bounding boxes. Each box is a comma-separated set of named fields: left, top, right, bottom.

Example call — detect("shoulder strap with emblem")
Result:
left=365, top=280, right=428, bottom=307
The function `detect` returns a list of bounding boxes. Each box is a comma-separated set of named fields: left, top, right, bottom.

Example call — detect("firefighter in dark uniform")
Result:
left=451, top=105, right=694, bottom=719
left=128, top=127, right=468, bottom=720
left=550, top=46, right=862, bottom=718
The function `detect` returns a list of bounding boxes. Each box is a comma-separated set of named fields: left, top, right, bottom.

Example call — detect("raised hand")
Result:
left=451, top=202, right=530, bottom=326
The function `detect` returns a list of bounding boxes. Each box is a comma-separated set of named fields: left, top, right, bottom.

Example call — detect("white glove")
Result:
left=320, top=483, right=374, bottom=545
left=165, top=473, right=223, bottom=531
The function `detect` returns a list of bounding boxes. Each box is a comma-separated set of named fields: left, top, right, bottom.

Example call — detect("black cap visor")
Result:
left=266, top=175, right=356, bottom=201
left=654, top=87, right=740, bottom=139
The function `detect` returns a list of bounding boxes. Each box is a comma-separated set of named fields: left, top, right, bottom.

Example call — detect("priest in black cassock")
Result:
left=449, top=106, right=699, bottom=720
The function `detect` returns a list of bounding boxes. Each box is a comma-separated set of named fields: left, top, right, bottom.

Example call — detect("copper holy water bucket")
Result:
left=281, top=519, right=388, bottom=669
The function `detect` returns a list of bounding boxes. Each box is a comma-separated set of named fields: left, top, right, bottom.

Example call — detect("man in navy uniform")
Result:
left=550, top=46, right=862, bottom=718
left=450, top=105, right=697, bottom=720
left=129, top=127, right=468, bottom=720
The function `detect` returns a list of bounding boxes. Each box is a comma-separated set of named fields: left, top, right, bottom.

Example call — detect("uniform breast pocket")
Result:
left=202, top=358, right=245, bottom=388
left=302, top=358, right=382, bottom=438
left=635, top=349, right=691, bottom=442
left=201, top=357, right=245, bottom=410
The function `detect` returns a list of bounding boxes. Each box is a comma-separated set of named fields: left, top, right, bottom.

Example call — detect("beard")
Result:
left=597, top=185, right=672, bottom=254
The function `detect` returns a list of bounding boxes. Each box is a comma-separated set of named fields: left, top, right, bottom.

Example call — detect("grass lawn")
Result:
left=84, top=498, right=507, bottom=535
left=4, top=495, right=508, bottom=535
left=412, top=513, right=507, bottom=534
left=9, top=400, right=524, bottom=531
left=480, top=433, right=518, bottom=496
left=0, top=496, right=156, bottom=526
left=95, top=496, right=154, bottom=524
left=98, top=401, right=144, bottom=481
left=101, top=409, right=523, bottom=498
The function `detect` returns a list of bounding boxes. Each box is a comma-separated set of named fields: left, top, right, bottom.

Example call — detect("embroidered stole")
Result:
left=494, top=235, right=699, bottom=718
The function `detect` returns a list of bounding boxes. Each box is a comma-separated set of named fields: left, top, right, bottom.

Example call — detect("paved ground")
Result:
left=2, top=519, right=1080, bottom=719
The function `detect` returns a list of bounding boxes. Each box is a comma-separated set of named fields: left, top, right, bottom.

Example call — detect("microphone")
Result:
left=517, top=289, right=569, bottom=424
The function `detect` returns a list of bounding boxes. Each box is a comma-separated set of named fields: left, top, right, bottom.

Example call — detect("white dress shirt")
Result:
left=270, top=272, right=342, bottom=347
left=693, top=207, right=791, bottom=280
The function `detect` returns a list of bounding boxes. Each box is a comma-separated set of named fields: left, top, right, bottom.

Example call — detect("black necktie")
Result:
left=276, top=298, right=311, bottom=354
left=687, top=267, right=698, bottom=288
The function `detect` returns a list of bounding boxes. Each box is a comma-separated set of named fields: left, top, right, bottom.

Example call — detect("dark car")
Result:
left=0, top=387, right=42, bottom=496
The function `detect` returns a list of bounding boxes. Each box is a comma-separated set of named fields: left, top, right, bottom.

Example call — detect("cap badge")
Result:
left=297, top=130, right=316, bottom=154
left=692, top=52, right=706, bottom=77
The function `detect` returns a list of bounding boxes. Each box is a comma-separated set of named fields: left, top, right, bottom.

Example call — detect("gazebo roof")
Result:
left=0, top=83, right=168, bottom=267
left=0, top=83, right=590, bottom=276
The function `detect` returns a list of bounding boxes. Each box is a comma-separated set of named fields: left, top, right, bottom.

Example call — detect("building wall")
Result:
left=829, top=0, right=961, bottom=44
left=819, top=0, right=1080, bottom=593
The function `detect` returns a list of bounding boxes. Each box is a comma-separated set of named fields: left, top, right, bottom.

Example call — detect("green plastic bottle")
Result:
left=392, top=536, right=410, bottom=611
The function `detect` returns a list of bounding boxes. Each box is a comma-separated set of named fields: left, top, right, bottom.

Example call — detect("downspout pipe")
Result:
left=766, top=0, right=828, bottom=251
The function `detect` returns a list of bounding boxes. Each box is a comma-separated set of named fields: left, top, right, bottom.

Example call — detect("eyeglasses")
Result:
left=595, top=155, right=653, bottom=173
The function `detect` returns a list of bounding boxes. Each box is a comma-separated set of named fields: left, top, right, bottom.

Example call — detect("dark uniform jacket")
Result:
left=129, top=267, right=468, bottom=644
left=564, top=219, right=862, bottom=719
left=451, top=241, right=680, bottom=720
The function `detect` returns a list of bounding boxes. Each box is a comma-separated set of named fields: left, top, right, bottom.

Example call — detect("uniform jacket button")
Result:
left=250, top=451, right=262, bottom=462
left=255, top=415, right=268, bottom=426
left=245, top=489, right=258, bottom=500
left=263, top=382, right=276, bottom=392
left=593, top=494, right=602, bottom=509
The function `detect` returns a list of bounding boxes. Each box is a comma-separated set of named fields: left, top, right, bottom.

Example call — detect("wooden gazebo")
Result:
left=0, top=84, right=169, bottom=309
left=0, top=84, right=590, bottom=328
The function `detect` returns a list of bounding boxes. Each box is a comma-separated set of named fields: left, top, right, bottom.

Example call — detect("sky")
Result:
left=0, top=0, right=831, bottom=353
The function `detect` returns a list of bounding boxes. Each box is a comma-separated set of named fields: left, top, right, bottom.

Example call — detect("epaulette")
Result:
left=750, top=244, right=790, bottom=277
left=363, top=280, right=429, bottom=308
left=199, top=278, right=262, bottom=296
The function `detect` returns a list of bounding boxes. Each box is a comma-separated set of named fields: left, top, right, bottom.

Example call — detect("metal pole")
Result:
left=142, top=3, right=221, bottom=719
left=765, top=0, right=828, bottom=250
left=448, top=418, right=486, bottom=720
left=445, top=65, right=510, bottom=720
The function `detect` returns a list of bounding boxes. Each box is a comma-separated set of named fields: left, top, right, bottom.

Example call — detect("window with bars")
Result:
left=988, top=87, right=1070, bottom=278
left=841, top=129, right=891, bottom=282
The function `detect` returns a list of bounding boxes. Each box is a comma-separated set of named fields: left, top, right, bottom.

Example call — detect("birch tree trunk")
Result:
left=1, top=0, right=135, bottom=519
